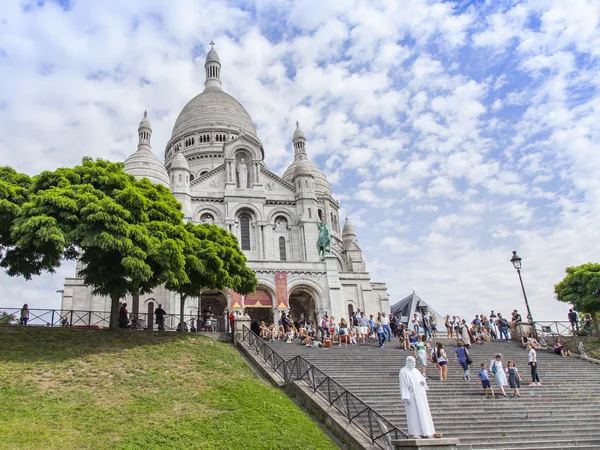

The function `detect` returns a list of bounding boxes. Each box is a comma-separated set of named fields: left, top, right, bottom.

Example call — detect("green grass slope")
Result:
left=0, top=328, right=338, bottom=450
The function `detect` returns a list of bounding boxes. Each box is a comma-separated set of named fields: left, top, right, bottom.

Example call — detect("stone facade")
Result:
left=61, top=46, right=390, bottom=328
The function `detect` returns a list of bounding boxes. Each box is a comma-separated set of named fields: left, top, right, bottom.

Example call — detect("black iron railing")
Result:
left=0, top=307, right=228, bottom=333
left=242, top=326, right=407, bottom=448
left=531, top=321, right=600, bottom=361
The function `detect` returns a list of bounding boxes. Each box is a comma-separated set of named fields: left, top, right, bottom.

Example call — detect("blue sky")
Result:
left=1, top=0, right=600, bottom=321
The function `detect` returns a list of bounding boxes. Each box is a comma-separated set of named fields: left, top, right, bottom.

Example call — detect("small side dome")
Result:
left=282, top=159, right=331, bottom=195
left=342, top=217, right=356, bottom=238
left=124, top=149, right=170, bottom=188
left=170, top=152, right=190, bottom=171
left=293, top=159, right=315, bottom=179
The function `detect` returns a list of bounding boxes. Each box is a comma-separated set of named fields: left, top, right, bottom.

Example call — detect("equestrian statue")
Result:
left=316, top=222, right=331, bottom=260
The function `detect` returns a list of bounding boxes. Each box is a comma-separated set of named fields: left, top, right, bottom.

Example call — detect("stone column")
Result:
left=323, top=254, right=342, bottom=321
left=233, top=314, right=252, bottom=346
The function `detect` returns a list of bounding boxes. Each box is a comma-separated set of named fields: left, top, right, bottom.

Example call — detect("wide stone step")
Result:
left=457, top=438, right=600, bottom=450
left=245, top=336, right=600, bottom=449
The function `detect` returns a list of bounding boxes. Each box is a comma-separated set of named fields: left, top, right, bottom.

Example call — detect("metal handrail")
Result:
left=0, top=307, right=229, bottom=332
left=241, top=325, right=408, bottom=448
left=531, top=321, right=600, bottom=361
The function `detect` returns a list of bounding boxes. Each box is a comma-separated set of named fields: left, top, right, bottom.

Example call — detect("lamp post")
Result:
left=510, top=251, right=534, bottom=324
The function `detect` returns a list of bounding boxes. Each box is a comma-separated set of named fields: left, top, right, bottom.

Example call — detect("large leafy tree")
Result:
left=555, top=263, right=600, bottom=338
left=166, top=222, right=258, bottom=332
left=3, top=158, right=189, bottom=329
left=0, top=167, right=33, bottom=264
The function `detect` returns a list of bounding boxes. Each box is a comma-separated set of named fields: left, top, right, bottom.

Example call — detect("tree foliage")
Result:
left=555, top=263, right=600, bottom=337
left=3, top=158, right=189, bottom=329
left=166, top=222, right=258, bottom=332
left=0, top=167, right=33, bottom=263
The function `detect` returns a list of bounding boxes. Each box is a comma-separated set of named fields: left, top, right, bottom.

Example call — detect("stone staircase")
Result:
left=248, top=336, right=600, bottom=450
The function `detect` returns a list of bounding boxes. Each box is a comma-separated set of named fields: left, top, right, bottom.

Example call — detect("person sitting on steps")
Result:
left=553, top=338, right=571, bottom=357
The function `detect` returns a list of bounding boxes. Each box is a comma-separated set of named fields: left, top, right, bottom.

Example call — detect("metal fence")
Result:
left=0, top=307, right=228, bottom=333
left=242, top=326, right=407, bottom=448
left=531, top=320, right=600, bottom=361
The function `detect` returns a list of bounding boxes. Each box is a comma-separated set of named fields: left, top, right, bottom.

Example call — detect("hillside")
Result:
left=0, top=327, right=338, bottom=450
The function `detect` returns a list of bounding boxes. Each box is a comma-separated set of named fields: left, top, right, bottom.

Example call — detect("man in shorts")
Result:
left=358, top=312, right=369, bottom=344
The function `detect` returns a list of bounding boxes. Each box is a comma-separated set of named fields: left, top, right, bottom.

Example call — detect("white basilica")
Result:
left=61, top=46, right=390, bottom=329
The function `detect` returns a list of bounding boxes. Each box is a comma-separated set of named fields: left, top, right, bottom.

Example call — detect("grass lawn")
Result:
left=0, top=327, right=338, bottom=450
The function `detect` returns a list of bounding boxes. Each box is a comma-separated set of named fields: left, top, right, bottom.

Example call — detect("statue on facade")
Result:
left=200, top=213, right=214, bottom=224
left=316, top=222, right=331, bottom=260
left=275, top=217, right=287, bottom=232
left=237, top=158, right=248, bottom=188
left=399, top=356, right=435, bottom=438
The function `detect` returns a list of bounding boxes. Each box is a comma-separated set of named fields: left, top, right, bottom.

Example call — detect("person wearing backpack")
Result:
left=496, top=313, right=510, bottom=342
left=568, top=309, right=579, bottom=332
left=455, top=341, right=471, bottom=380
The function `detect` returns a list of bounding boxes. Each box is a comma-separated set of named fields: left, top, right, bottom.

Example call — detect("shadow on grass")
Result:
left=0, top=326, right=214, bottom=364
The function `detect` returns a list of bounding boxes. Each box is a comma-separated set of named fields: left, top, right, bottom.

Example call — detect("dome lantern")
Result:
left=205, top=41, right=222, bottom=89
left=138, top=110, right=152, bottom=146
left=293, top=121, right=307, bottom=159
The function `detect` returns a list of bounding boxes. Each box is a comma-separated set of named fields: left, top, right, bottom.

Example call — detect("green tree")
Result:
left=0, top=167, right=33, bottom=264
left=166, top=222, right=258, bottom=332
left=555, top=263, right=600, bottom=338
left=2, top=158, right=189, bottom=330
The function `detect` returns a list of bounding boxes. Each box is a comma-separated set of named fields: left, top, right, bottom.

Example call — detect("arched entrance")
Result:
left=199, top=290, right=227, bottom=332
left=244, top=288, right=273, bottom=326
left=289, top=286, right=317, bottom=326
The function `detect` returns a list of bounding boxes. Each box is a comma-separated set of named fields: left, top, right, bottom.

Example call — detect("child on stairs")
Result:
left=506, top=361, right=522, bottom=397
left=478, top=362, right=495, bottom=397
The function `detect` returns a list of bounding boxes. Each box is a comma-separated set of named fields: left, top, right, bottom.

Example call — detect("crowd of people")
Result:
left=254, top=307, right=586, bottom=399
left=256, top=310, right=401, bottom=348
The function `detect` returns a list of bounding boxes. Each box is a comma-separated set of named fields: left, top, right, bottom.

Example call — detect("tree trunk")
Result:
left=179, top=294, right=187, bottom=333
left=110, top=293, right=120, bottom=330
left=592, top=313, right=600, bottom=340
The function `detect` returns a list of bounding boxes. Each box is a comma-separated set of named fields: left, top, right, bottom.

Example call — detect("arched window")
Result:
left=318, top=209, right=323, bottom=221
left=279, top=237, right=286, bottom=261
left=347, top=304, right=354, bottom=320
left=190, top=174, right=195, bottom=181
left=330, top=212, right=334, bottom=226
left=305, top=180, right=308, bottom=188
left=178, top=174, right=182, bottom=182
left=308, top=208, right=312, bottom=219
left=240, top=215, right=251, bottom=250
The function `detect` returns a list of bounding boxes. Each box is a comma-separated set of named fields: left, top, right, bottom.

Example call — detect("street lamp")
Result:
left=510, top=250, right=534, bottom=324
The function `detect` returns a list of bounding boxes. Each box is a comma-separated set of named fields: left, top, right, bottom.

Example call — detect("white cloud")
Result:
left=1, top=0, right=598, bottom=323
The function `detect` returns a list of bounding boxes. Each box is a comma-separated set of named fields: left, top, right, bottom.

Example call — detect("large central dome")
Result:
left=170, top=45, right=257, bottom=142
left=171, top=86, right=257, bottom=139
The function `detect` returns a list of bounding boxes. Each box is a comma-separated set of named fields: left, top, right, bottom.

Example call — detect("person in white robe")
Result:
left=399, top=356, right=436, bottom=438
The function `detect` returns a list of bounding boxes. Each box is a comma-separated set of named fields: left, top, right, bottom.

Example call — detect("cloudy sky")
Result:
left=1, top=0, right=599, bottom=321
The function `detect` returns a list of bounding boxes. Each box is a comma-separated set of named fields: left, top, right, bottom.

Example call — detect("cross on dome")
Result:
left=210, top=40, right=215, bottom=48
